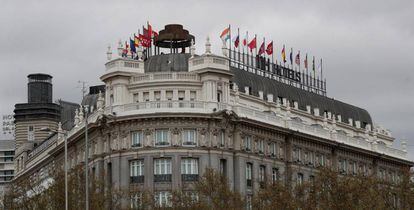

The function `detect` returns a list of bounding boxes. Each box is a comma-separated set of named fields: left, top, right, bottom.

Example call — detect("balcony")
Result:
left=131, top=72, right=200, bottom=84
left=154, top=174, right=172, bottom=182
left=155, top=141, right=170, bottom=147
left=130, top=175, right=144, bottom=184
left=181, top=174, right=199, bottom=182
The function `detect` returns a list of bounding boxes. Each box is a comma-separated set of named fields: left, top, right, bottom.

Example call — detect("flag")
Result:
left=153, top=31, right=159, bottom=38
left=266, top=41, right=273, bottom=55
left=289, top=48, right=293, bottom=65
left=122, top=41, right=129, bottom=57
left=139, top=34, right=151, bottom=48
left=232, top=35, right=239, bottom=48
left=220, top=26, right=230, bottom=42
left=258, top=41, right=265, bottom=55
left=318, top=58, right=322, bottom=72
left=134, top=34, right=140, bottom=47
left=281, top=45, right=286, bottom=63
left=147, top=22, right=152, bottom=38
left=143, top=27, right=149, bottom=38
left=248, top=37, right=256, bottom=52
left=130, top=38, right=136, bottom=53
left=304, top=54, right=308, bottom=69
left=312, top=56, right=316, bottom=77
left=243, top=32, right=248, bottom=46
left=295, top=51, right=300, bottom=66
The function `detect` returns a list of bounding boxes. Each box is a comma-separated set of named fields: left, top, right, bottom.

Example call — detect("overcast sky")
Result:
left=1, top=0, right=413, bottom=159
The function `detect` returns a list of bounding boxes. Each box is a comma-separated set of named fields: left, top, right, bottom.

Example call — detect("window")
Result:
left=143, top=92, right=149, bottom=102
left=131, top=131, right=143, bottom=147
left=181, top=158, right=199, bottom=181
left=4, top=151, right=14, bottom=156
left=297, top=173, right=304, bottom=185
left=155, top=129, right=170, bottom=146
left=339, top=159, right=347, bottom=173
left=259, top=165, right=266, bottom=187
left=258, top=140, right=264, bottom=154
left=130, top=160, right=144, bottom=183
left=130, top=192, right=143, bottom=209
left=220, top=159, right=227, bottom=176
left=320, top=154, right=326, bottom=167
left=28, top=125, right=35, bottom=141
left=133, top=93, right=139, bottom=103
left=217, top=92, right=222, bottom=102
left=182, top=129, right=197, bottom=146
left=219, top=130, right=225, bottom=147
left=246, top=194, right=252, bottom=210
left=270, top=143, right=277, bottom=157
left=154, top=158, right=172, bottom=182
left=244, top=135, right=252, bottom=151
left=155, top=191, right=171, bottom=207
left=246, top=163, right=253, bottom=187
left=293, top=148, right=302, bottom=162
left=272, top=168, right=279, bottom=183
left=352, top=162, right=357, bottom=174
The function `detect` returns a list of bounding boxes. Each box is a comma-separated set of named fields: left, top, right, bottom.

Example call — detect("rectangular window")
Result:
left=181, top=158, right=198, bottom=175
left=130, top=160, right=144, bottom=183
left=143, top=92, right=149, bottom=102
left=154, top=158, right=172, bottom=182
left=181, top=158, right=199, bottom=182
left=220, top=159, right=227, bottom=176
left=154, top=158, right=172, bottom=175
left=320, top=154, right=326, bottom=166
left=219, top=130, right=225, bottom=147
left=297, top=173, right=304, bottom=185
left=133, top=93, right=139, bottom=103
left=131, top=131, right=143, bottom=147
left=259, top=165, right=266, bottom=186
left=182, top=129, right=197, bottom=146
left=28, top=125, right=35, bottom=141
left=130, top=192, right=143, bottom=209
left=155, top=191, right=171, bottom=207
left=155, top=129, right=170, bottom=146
left=246, top=195, right=252, bottom=210
left=244, top=135, right=252, bottom=151
left=258, top=140, right=264, bottom=154
left=272, top=168, right=279, bottom=183
left=246, top=163, right=253, bottom=187
left=270, top=143, right=277, bottom=157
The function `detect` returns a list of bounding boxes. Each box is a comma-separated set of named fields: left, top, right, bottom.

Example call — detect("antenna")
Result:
left=77, top=80, right=88, bottom=100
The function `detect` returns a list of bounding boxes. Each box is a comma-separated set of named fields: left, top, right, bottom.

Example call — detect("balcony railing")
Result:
left=131, top=72, right=200, bottom=83
left=130, top=175, right=144, bottom=184
left=154, top=174, right=172, bottom=182
left=181, top=174, right=199, bottom=182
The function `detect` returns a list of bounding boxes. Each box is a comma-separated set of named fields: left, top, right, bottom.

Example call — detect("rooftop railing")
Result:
left=131, top=72, right=199, bottom=83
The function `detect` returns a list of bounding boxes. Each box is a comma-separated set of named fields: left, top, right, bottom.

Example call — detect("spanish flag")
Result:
left=134, top=34, right=140, bottom=47
left=281, top=45, right=286, bottom=63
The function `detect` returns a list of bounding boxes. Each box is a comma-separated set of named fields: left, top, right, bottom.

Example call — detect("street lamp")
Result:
left=40, top=124, right=68, bottom=210
left=84, top=105, right=90, bottom=210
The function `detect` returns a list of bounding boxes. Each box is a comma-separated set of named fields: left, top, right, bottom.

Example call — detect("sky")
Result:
left=1, top=0, right=413, bottom=159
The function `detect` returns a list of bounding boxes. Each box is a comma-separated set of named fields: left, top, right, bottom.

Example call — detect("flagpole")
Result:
left=228, top=24, right=231, bottom=61
left=237, top=28, right=240, bottom=68
left=320, top=58, right=323, bottom=82
left=246, top=31, right=249, bottom=71
left=254, top=34, right=257, bottom=73
left=263, top=37, right=265, bottom=71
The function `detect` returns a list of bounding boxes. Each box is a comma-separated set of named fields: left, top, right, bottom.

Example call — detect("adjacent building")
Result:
left=0, top=140, right=15, bottom=198
left=12, top=24, right=412, bottom=208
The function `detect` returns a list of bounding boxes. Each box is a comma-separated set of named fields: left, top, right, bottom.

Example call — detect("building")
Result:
left=12, top=24, right=412, bottom=208
left=0, top=140, right=15, bottom=198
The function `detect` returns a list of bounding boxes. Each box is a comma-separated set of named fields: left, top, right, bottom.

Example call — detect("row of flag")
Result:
left=220, top=26, right=323, bottom=74
left=122, top=22, right=158, bottom=57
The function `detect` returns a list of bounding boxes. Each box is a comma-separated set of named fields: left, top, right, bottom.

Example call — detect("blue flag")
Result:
left=130, top=38, right=136, bottom=53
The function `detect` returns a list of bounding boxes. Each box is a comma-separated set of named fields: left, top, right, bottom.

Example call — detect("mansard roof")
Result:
left=142, top=53, right=372, bottom=126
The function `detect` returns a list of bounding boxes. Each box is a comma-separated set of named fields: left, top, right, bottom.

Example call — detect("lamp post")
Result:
left=84, top=105, right=89, bottom=210
left=40, top=124, right=68, bottom=210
